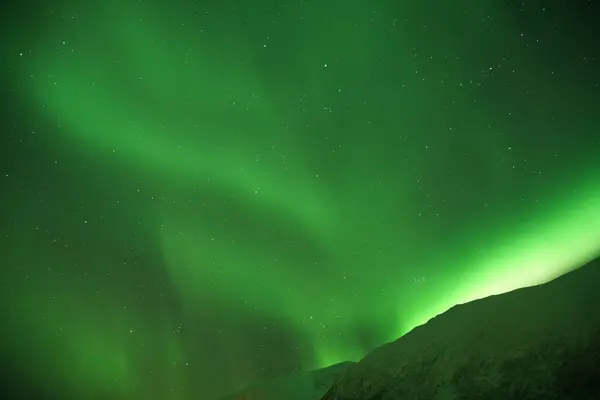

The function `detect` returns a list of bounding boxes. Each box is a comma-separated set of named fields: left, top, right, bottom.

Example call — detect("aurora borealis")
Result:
left=1, top=0, right=599, bottom=398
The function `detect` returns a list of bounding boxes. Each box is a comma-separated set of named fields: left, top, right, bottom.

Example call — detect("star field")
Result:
left=1, top=0, right=599, bottom=399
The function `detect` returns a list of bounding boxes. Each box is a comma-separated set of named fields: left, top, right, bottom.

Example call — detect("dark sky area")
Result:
left=1, top=0, right=599, bottom=399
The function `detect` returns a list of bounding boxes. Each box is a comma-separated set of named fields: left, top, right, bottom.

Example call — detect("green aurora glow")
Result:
left=1, top=0, right=599, bottom=399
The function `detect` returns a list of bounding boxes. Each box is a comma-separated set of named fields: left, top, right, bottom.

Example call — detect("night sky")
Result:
left=1, top=0, right=600, bottom=399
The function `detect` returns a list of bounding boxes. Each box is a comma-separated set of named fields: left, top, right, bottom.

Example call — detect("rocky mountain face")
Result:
left=321, top=257, right=600, bottom=400
left=215, top=256, right=600, bottom=400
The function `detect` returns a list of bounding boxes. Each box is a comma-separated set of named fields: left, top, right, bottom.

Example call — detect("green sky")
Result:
left=1, top=0, right=599, bottom=399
